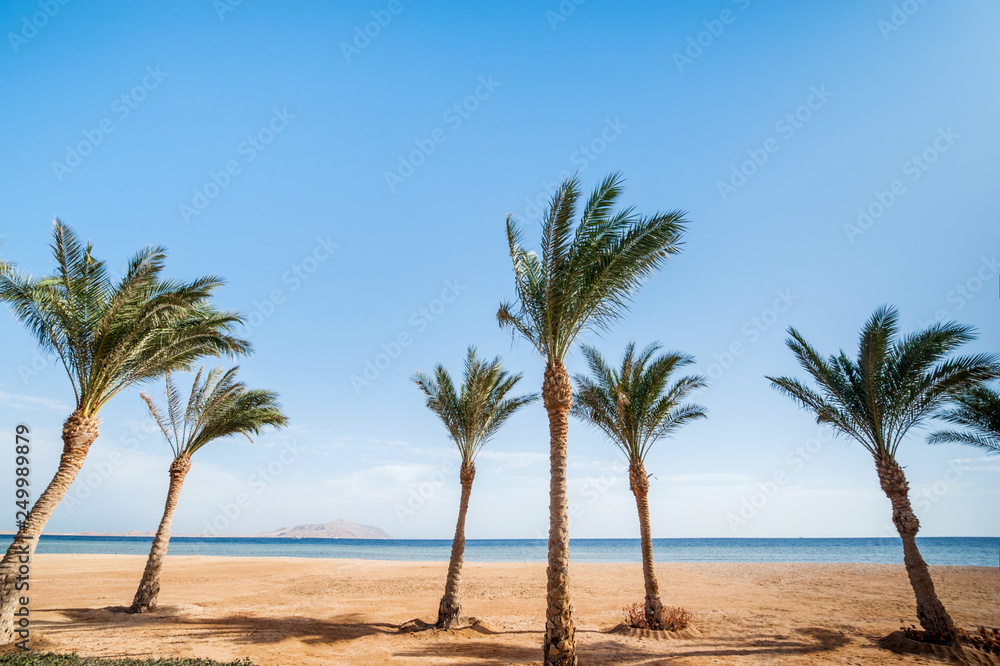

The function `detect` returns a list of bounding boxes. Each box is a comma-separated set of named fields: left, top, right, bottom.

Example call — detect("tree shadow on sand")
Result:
left=392, top=626, right=851, bottom=664
left=563, top=626, right=849, bottom=662
left=41, top=608, right=851, bottom=663
left=392, top=640, right=543, bottom=664
left=47, top=607, right=397, bottom=646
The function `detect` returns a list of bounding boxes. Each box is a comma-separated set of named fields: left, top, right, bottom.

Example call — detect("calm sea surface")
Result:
left=9, top=536, right=998, bottom=566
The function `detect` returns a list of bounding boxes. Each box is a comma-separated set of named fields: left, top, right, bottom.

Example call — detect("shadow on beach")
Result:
left=45, top=607, right=398, bottom=646
left=39, top=607, right=854, bottom=664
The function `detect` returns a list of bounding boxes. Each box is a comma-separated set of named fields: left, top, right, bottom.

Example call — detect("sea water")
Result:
left=12, top=535, right=999, bottom=566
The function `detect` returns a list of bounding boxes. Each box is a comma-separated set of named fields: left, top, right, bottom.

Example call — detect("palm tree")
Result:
left=929, top=385, right=1000, bottom=454
left=571, top=342, right=706, bottom=629
left=413, top=347, right=537, bottom=629
left=497, top=173, right=688, bottom=665
left=0, top=221, right=249, bottom=642
left=130, top=366, right=287, bottom=613
left=766, top=305, right=998, bottom=644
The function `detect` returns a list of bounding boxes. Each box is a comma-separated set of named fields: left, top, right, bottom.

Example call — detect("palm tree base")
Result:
left=543, top=631, right=578, bottom=666
left=878, top=630, right=975, bottom=661
left=128, top=585, right=159, bottom=614
left=436, top=598, right=461, bottom=630
left=644, top=596, right=666, bottom=630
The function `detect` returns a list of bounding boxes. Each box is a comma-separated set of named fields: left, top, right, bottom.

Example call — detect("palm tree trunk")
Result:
left=437, top=461, right=475, bottom=629
left=875, top=456, right=958, bottom=643
left=629, top=462, right=665, bottom=629
left=542, top=360, right=576, bottom=666
left=0, top=411, right=100, bottom=644
left=129, top=455, right=191, bottom=613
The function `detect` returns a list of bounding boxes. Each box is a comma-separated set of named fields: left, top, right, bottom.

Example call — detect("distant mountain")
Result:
left=257, top=519, right=390, bottom=540
left=0, top=530, right=157, bottom=538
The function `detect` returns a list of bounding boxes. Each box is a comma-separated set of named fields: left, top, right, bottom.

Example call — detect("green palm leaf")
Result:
left=766, top=305, right=999, bottom=459
left=571, top=342, right=707, bottom=464
left=929, top=384, right=1000, bottom=454
left=412, top=347, right=538, bottom=464
left=0, top=220, right=250, bottom=415
left=498, top=173, right=688, bottom=362
left=141, top=366, right=288, bottom=458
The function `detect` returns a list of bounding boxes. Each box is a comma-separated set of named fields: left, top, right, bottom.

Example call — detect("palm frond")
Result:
left=928, top=385, right=1000, bottom=455
left=769, top=307, right=1000, bottom=462
left=141, top=365, right=288, bottom=458
left=572, top=342, right=707, bottom=466
left=928, top=429, right=999, bottom=452
left=412, top=347, right=537, bottom=463
left=0, top=221, right=252, bottom=416
left=497, top=175, right=688, bottom=363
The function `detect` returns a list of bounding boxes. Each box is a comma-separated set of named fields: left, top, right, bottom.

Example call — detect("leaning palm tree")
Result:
left=130, top=366, right=287, bottom=613
left=497, top=173, right=688, bottom=665
left=413, top=347, right=537, bottom=629
left=0, top=221, right=249, bottom=642
left=929, top=384, right=1000, bottom=454
left=766, top=305, right=998, bottom=644
left=571, top=342, right=706, bottom=629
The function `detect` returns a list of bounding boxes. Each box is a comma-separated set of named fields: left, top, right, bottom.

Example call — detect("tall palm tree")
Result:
left=497, top=173, right=688, bottom=665
left=0, top=221, right=249, bottom=642
left=766, top=305, right=998, bottom=644
left=130, top=366, right=287, bottom=613
left=413, top=347, right=537, bottom=629
left=571, top=342, right=706, bottom=628
left=929, top=384, right=1000, bottom=454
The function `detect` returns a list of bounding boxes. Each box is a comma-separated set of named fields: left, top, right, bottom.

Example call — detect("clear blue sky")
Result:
left=0, top=0, right=997, bottom=539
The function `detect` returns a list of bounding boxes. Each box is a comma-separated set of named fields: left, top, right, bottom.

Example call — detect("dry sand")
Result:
left=17, top=554, right=1000, bottom=664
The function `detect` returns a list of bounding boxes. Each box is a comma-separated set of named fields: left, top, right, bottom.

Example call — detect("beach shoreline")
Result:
left=18, top=554, right=1000, bottom=664
left=11, top=535, right=999, bottom=566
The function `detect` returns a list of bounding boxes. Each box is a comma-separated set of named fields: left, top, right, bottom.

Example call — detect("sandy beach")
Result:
left=12, top=554, right=998, bottom=664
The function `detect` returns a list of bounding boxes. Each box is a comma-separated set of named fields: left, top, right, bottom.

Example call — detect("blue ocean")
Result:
left=14, top=535, right=1000, bottom=566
